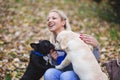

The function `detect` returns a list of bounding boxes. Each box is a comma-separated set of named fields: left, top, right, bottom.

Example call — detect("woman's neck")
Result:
left=53, top=28, right=65, bottom=37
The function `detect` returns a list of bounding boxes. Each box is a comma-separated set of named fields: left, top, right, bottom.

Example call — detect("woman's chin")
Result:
left=49, top=29, right=55, bottom=32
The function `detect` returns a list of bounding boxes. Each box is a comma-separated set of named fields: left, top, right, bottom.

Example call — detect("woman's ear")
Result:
left=62, top=20, right=66, bottom=26
left=30, top=43, right=38, bottom=50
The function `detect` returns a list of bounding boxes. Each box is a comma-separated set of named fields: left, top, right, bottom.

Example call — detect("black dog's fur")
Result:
left=20, top=40, right=55, bottom=80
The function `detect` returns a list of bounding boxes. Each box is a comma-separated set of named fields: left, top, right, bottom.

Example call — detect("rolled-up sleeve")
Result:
left=93, top=46, right=100, bottom=61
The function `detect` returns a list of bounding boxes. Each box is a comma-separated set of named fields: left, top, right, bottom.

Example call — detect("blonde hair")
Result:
left=50, top=9, right=71, bottom=31
left=49, top=9, right=71, bottom=44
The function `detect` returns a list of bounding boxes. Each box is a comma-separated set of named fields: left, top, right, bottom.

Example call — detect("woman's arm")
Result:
left=79, top=33, right=100, bottom=60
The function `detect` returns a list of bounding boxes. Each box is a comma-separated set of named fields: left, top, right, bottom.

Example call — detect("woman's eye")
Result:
left=52, top=17, right=56, bottom=20
left=47, top=17, right=56, bottom=21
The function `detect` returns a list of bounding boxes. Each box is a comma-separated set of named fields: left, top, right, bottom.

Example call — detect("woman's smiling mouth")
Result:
left=48, top=22, right=55, bottom=27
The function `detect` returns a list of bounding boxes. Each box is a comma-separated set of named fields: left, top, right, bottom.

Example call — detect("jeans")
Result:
left=44, top=68, right=80, bottom=80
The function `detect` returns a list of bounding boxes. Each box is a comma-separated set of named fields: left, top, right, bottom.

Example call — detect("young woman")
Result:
left=44, top=9, right=100, bottom=80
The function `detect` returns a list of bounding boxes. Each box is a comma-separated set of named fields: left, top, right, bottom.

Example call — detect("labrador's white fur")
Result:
left=55, top=31, right=108, bottom=80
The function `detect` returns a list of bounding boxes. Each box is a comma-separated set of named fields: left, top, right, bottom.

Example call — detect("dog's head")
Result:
left=30, top=40, right=55, bottom=55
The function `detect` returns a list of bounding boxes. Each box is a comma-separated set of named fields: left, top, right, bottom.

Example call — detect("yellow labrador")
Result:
left=55, top=31, right=108, bottom=80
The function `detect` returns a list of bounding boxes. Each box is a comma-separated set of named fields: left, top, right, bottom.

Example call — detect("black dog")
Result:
left=21, top=40, right=55, bottom=80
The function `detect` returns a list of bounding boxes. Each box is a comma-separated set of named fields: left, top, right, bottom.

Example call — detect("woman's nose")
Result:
left=48, top=18, right=52, bottom=22
left=47, top=19, right=53, bottom=24
left=47, top=20, right=51, bottom=25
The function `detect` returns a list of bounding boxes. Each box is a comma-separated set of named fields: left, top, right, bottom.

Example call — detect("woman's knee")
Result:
left=44, top=68, right=62, bottom=80
left=60, top=71, right=79, bottom=80
left=44, top=68, right=57, bottom=77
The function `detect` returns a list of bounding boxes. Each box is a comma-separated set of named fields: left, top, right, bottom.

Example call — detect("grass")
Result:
left=109, top=28, right=119, bottom=40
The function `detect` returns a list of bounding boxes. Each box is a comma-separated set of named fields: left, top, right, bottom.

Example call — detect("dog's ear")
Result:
left=30, top=43, right=38, bottom=50
left=58, top=37, right=68, bottom=50
left=56, top=31, right=69, bottom=50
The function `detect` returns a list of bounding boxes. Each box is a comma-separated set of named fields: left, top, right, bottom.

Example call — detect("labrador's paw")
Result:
left=55, top=65, right=62, bottom=69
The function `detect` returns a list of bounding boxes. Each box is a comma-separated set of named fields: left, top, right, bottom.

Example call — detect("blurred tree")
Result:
left=93, top=0, right=102, bottom=3
left=108, top=0, right=120, bottom=21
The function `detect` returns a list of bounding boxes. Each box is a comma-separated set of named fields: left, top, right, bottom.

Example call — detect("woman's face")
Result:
left=47, top=12, right=65, bottom=34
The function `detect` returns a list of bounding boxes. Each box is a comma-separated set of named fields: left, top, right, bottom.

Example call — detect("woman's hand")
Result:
left=79, top=33, right=100, bottom=48
left=50, top=50, right=58, bottom=60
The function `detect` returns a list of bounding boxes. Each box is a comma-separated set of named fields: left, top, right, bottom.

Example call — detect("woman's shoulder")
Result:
left=57, top=30, right=79, bottom=39
left=57, top=30, right=73, bottom=37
